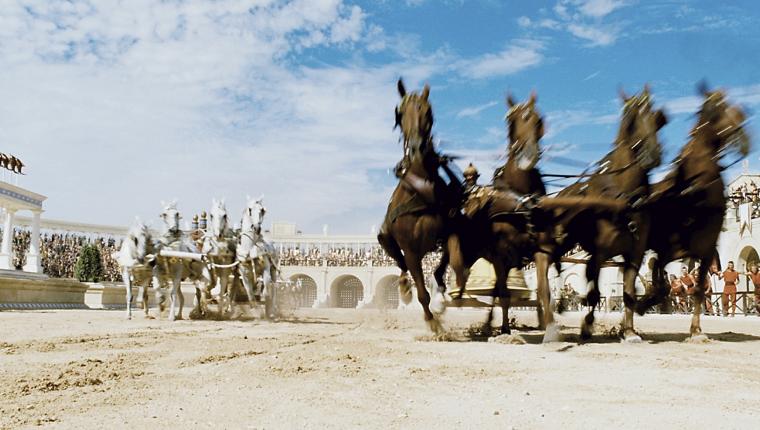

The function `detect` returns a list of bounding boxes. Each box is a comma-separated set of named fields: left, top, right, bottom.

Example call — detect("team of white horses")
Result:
left=115, top=196, right=280, bottom=321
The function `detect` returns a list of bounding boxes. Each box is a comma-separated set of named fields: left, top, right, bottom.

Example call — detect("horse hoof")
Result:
left=500, top=325, right=511, bottom=336
left=399, top=283, right=412, bottom=305
left=686, top=334, right=710, bottom=344
left=126, top=315, right=132, bottom=321
left=488, top=333, right=526, bottom=345
left=542, top=323, right=561, bottom=343
left=623, top=334, right=643, bottom=344
left=580, top=323, right=593, bottom=341
left=426, top=318, right=444, bottom=334
left=430, top=293, right=446, bottom=315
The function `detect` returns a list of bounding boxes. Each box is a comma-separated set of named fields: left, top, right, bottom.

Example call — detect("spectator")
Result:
left=680, top=266, right=697, bottom=311
left=745, top=262, right=760, bottom=316
left=669, top=274, right=687, bottom=313
left=719, top=261, right=739, bottom=317
left=691, top=264, right=714, bottom=316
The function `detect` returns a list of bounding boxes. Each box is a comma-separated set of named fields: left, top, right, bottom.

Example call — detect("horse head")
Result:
left=506, top=90, right=544, bottom=171
left=159, top=199, right=181, bottom=234
left=246, top=195, right=266, bottom=234
left=126, top=219, right=153, bottom=264
left=395, top=78, right=435, bottom=167
left=616, top=84, right=668, bottom=171
left=695, top=82, right=751, bottom=159
left=209, top=198, right=229, bottom=239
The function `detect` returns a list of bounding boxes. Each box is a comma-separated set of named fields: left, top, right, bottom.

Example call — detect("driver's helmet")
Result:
left=463, top=163, right=480, bottom=180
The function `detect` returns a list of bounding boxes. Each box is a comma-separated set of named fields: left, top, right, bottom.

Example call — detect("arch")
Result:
left=374, top=275, right=400, bottom=309
left=330, top=274, right=364, bottom=308
left=738, top=246, right=760, bottom=272
left=289, top=274, right=318, bottom=308
left=562, top=272, right=585, bottom=294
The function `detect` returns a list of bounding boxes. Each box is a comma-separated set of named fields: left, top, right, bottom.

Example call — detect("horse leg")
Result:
left=534, top=251, right=559, bottom=342
left=483, top=259, right=510, bottom=335
left=428, top=246, right=450, bottom=316
left=622, top=259, right=643, bottom=343
left=152, top=272, right=166, bottom=319
left=378, top=232, right=411, bottom=304
left=636, top=257, right=668, bottom=315
left=239, top=263, right=258, bottom=312
left=219, top=269, right=231, bottom=317
left=690, top=258, right=710, bottom=340
left=405, top=252, right=438, bottom=332
left=262, top=263, right=276, bottom=319
left=497, top=263, right=512, bottom=335
left=124, top=269, right=133, bottom=320
left=169, top=269, right=183, bottom=321
left=581, top=255, right=602, bottom=341
left=442, top=235, right=469, bottom=307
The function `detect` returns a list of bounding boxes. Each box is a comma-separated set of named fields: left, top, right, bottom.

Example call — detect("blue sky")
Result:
left=1, top=0, right=759, bottom=234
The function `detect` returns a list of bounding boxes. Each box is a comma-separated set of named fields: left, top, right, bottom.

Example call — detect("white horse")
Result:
left=154, top=200, right=209, bottom=320
left=114, top=220, right=155, bottom=320
left=201, top=198, right=238, bottom=316
left=237, top=196, right=279, bottom=318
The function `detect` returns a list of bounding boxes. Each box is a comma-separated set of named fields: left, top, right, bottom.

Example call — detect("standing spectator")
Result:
left=669, top=274, right=686, bottom=313
left=691, top=264, right=714, bottom=315
left=710, top=261, right=723, bottom=316
left=680, top=266, right=696, bottom=312
left=745, top=262, right=760, bottom=316
left=719, top=261, right=739, bottom=317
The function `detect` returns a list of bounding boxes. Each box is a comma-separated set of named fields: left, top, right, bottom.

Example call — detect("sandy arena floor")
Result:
left=1, top=306, right=759, bottom=429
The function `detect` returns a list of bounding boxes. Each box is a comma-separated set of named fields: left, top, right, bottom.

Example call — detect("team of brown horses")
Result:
left=378, top=79, right=750, bottom=343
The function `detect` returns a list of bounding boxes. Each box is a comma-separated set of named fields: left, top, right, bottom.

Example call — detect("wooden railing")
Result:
left=556, top=292, right=759, bottom=315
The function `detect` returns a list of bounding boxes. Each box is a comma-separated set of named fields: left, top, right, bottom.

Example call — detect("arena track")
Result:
left=1, top=308, right=759, bottom=428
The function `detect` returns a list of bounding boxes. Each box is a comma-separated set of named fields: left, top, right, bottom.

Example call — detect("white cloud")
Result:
left=544, top=109, right=618, bottom=137
left=0, top=0, right=438, bottom=234
left=456, top=40, right=544, bottom=79
left=567, top=23, right=619, bottom=46
left=519, top=0, right=628, bottom=47
left=663, top=84, right=760, bottom=116
left=577, top=0, right=627, bottom=18
left=456, top=101, right=499, bottom=119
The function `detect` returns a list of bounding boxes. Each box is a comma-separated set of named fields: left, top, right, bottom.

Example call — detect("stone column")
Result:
left=24, top=210, right=43, bottom=273
left=0, top=207, right=16, bottom=270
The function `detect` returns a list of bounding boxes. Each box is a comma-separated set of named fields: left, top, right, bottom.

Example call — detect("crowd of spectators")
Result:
left=6, top=229, right=122, bottom=282
left=729, top=181, right=760, bottom=219
left=278, top=245, right=444, bottom=271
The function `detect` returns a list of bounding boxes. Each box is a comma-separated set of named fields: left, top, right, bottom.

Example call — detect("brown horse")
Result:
left=377, top=79, right=462, bottom=332
left=435, top=91, right=559, bottom=340
left=637, top=84, right=750, bottom=339
left=552, top=85, right=667, bottom=342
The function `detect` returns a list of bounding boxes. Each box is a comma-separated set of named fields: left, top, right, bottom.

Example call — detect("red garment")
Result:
left=680, top=274, right=695, bottom=287
left=748, top=271, right=760, bottom=287
left=723, top=270, right=739, bottom=286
